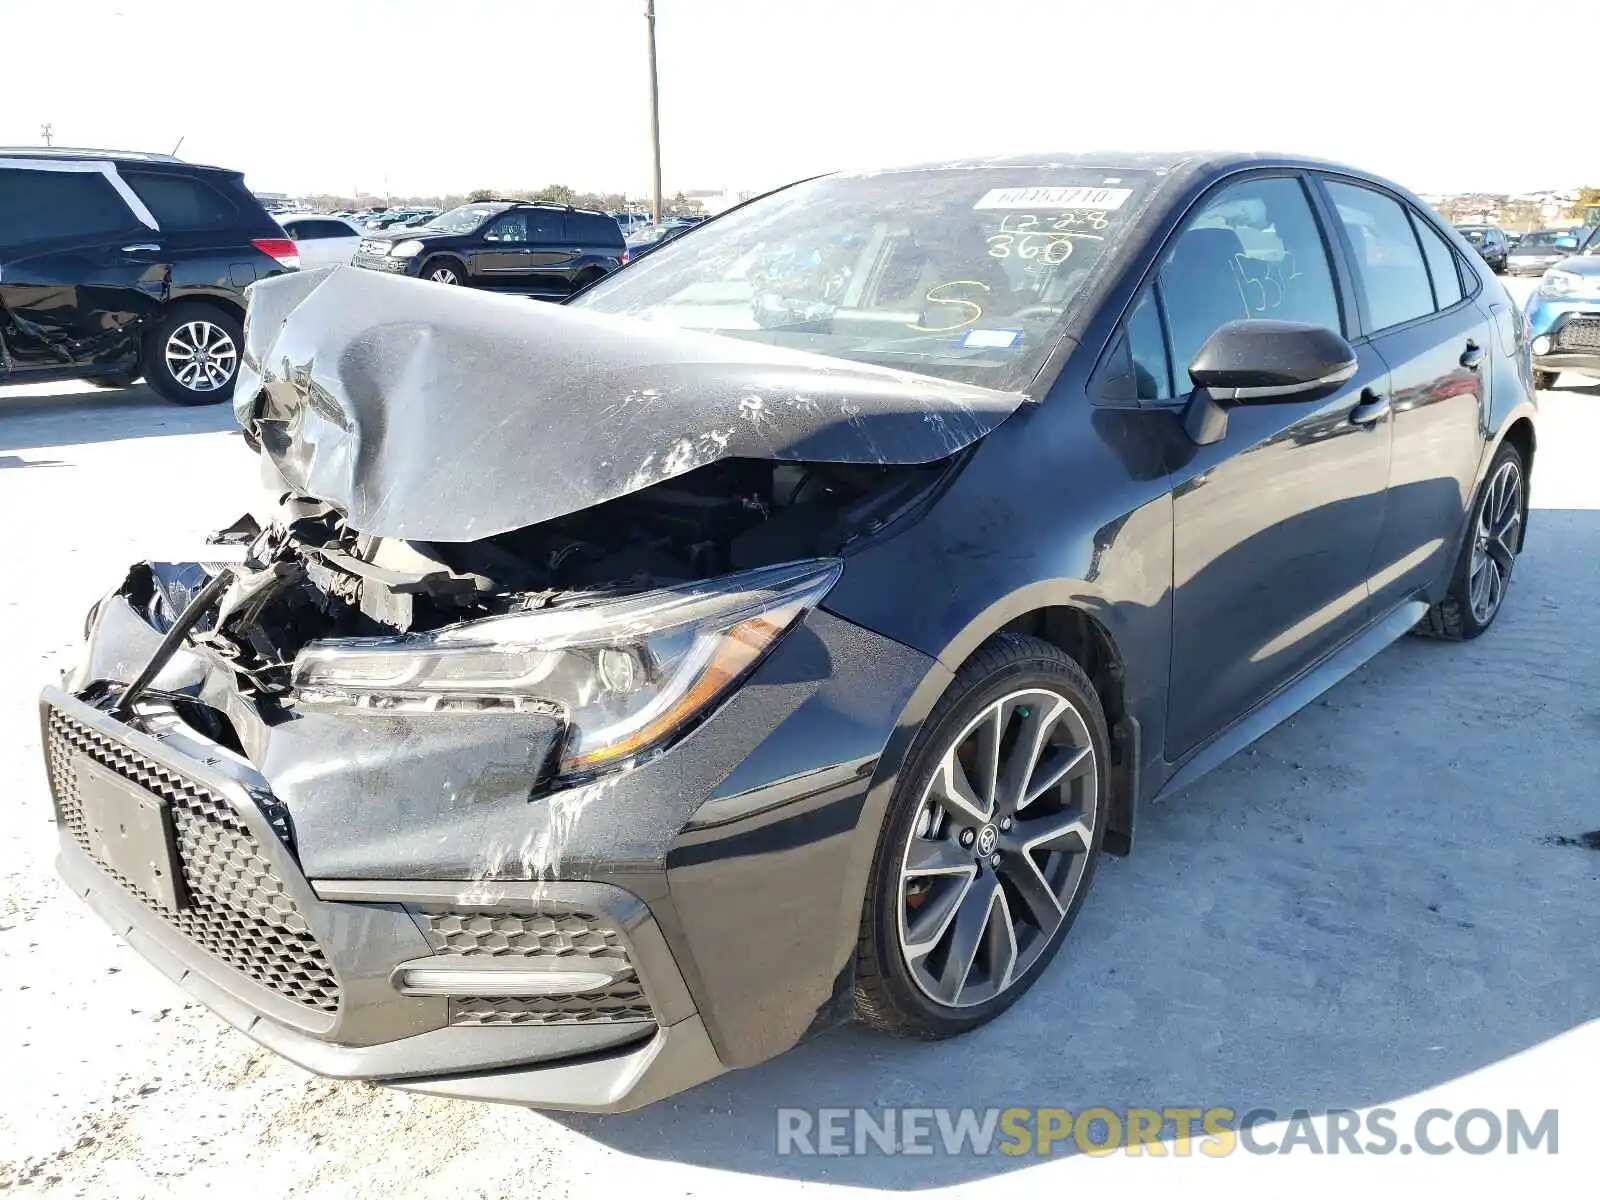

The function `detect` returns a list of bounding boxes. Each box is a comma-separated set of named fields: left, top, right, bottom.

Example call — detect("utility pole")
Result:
left=645, top=0, right=662, bottom=224
left=40, top=123, right=53, bottom=147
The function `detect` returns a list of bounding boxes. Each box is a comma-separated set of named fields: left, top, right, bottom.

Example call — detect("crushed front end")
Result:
left=40, top=266, right=1025, bottom=1108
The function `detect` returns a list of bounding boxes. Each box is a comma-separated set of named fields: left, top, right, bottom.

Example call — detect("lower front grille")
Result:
left=45, top=707, right=341, bottom=1013
left=1555, top=318, right=1600, bottom=351
left=420, top=910, right=654, bottom=1026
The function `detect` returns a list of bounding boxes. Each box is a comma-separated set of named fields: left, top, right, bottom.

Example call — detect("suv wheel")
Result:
left=1533, top=369, right=1559, bottom=390
left=422, top=258, right=463, bottom=285
left=145, top=306, right=242, bottom=406
left=853, top=634, right=1108, bottom=1038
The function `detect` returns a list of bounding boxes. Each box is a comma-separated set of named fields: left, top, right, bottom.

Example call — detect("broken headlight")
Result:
left=289, top=558, right=842, bottom=774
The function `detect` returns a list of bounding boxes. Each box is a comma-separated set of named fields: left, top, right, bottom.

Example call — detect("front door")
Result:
left=1159, top=174, right=1393, bottom=759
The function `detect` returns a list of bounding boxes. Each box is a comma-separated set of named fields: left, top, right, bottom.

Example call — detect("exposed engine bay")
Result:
left=124, top=455, right=948, bottom=701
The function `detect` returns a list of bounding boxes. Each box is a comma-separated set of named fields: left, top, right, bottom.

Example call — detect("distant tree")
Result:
left=1568, top=186, right=1600, bottom=221
left=467, top=188, right=497, bottom=202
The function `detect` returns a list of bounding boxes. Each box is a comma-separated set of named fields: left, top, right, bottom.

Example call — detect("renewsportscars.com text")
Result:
left=776, top=1106, right=1559, bottom=1157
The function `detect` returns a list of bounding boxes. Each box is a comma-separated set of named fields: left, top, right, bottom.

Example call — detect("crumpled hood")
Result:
left=233, top=266, right=1029, bottom=541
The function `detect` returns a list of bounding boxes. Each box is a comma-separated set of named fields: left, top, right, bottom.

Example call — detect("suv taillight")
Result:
left=252, top=237, right=301, bottom=270
left=620, top=250, right=630, bottom=264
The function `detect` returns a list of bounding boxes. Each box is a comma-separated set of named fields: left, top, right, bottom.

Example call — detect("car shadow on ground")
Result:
left=548, top=503, right=1600, bottom=1189
left=0, top=381, right=238, bottom=452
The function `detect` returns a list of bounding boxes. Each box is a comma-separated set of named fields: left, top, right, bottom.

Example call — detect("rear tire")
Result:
left=421, top=257, right=464, bottom=285
left=143, top=305, right=242, bottom=406
left=853, top=633, right=1109, bottom=1039
left=1415, top=441, right=1525, bottom=640
left=1533, top=369, right=1559, bottom=390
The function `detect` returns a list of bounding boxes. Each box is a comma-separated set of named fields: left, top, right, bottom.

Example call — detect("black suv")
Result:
left=351, top=200, right=626, bottom=297
left=0, top=149, right=299, bottom=404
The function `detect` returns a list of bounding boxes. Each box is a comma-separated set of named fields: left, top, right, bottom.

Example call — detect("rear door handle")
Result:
left=121, top=243, right=161, bottom=253
left=1460, top=340, right=1484, bottom=370
left=1350, top=390, right=1390, bottom=427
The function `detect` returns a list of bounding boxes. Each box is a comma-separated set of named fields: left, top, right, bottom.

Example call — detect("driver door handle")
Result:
left=1350, top=389, right=1390, bottom=428
left=1460, top=339, right=1484, bottom=370
left=121, top=243, right=161, bottom=253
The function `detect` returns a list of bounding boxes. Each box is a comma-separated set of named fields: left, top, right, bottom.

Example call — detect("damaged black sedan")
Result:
left=42, top=152, right=1536, bottom=1112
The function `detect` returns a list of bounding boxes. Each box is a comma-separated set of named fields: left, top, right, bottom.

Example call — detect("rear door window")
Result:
left=0, top=166, right=137, bottom=249
left=1324, top=180, right=1436, bottom=332
left=1411, top=215, right=1464, bottom=309
left=527, top=209, right=566, bottom=242
left=122, top=171, right=237, bottom=231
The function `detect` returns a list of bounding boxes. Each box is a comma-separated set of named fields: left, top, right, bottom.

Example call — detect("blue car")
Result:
left=1524, top=239, right=1600, bottom=388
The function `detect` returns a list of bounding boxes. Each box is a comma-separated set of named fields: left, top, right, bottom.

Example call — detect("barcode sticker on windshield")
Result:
left=974, top=186, right=1133, bottom=212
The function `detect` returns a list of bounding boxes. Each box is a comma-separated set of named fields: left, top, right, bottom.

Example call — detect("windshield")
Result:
left=1518, top=230, right=1579, bottom=250
left=425, top=203, right=506, bottom=234
left=571, top=167, right=1159, bottom=390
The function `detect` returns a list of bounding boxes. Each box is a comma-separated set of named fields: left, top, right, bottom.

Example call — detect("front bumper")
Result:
left=43, top=590, right=941, bottom=1110
left=350, top=250, right=415, bottom=275
left=1526, top=300, right=1600, bottom=377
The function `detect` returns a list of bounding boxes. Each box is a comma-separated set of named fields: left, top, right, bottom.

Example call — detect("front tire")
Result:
left=1533, top=369, right=1559, bottom=390
left=144, top=306, right=242, bottom=406
left=1416, top=442, right=1526, bottom=640
left=421, top=257, right=464, bottom=285
left=853, top=634, right=1109, bottom=1038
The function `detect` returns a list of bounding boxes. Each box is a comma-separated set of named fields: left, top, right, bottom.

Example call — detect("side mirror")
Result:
left=1182, top=320, right=1357, bottom=445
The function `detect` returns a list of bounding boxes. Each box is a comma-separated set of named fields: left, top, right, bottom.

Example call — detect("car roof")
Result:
left=0, top=146, right=240, bottom=174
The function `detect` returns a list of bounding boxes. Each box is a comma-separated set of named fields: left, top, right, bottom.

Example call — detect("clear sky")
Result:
left=2, top=0, right=1589, bottom=201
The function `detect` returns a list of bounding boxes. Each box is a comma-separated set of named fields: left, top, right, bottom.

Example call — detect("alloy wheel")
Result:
left=428, top=266, right=461, bottom=284
left=1468, top=458, right=1522, bottom=624
left=163, top=321, right=238, bottom=393
left=897, top=687, right=1097, bottom=1009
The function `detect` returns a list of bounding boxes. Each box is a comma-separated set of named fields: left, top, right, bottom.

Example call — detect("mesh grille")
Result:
left=46, top=707, right=340, bottom=1013
left=420, top=911, right=653, bottom=1026
left=1556, top=319, right=1600, bottom=351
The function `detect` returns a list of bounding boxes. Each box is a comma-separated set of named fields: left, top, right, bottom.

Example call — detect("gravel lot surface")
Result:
left=3, top=285, right=1596, bottom=1196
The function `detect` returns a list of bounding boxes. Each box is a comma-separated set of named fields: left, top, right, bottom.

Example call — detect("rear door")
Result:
left=0, top=162, right=160, bottom=375
left=522, top=208, right=578, bottom=296
left=1317, top=178, right=1492, bottom=613
left=1157, top=173, right=1393, bottom=759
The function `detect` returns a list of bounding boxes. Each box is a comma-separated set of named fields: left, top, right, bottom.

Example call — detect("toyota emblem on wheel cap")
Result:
left=976, top=824, right=998, bottom=857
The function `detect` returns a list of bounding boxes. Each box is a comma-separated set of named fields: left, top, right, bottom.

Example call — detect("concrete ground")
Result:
left=2, top=295, right=1597, bottom=1196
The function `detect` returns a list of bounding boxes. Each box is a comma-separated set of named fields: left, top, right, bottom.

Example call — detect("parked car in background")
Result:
left=623, top=220, right=694, bottom=258
left=1507, top=228, right=1591, bottom=276
left=277, top=214, right=363, bottom=269
left=1524, top=238, right=1600, bottom=388
left=0, top=147, right=297, bottom=404
left=1454, top=224, right=1509, bottom=273
left=351, top=200, right=626, bottom=296
left=46, top=151, right=1536, bottom=1113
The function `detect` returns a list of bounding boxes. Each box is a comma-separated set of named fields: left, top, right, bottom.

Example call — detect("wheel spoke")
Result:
left=930, top=746, right=988, bottom=826
left=1000, top=847, right=1065, bottom=927
left=982, top=888, right=1020, bottom=994
left=931, top=876, right=1000, bottom=1003
left=904, top=834, right=971, bottom=877
left=902, top=868, right=975, bottom=961
left=995, top=694, right=1067, bottom=814
left=1020, top=743, right=1093, bottom=812
left=971, top=705, right=1003, bottom=818
left=1021, top=807, right=1095, bottom=857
